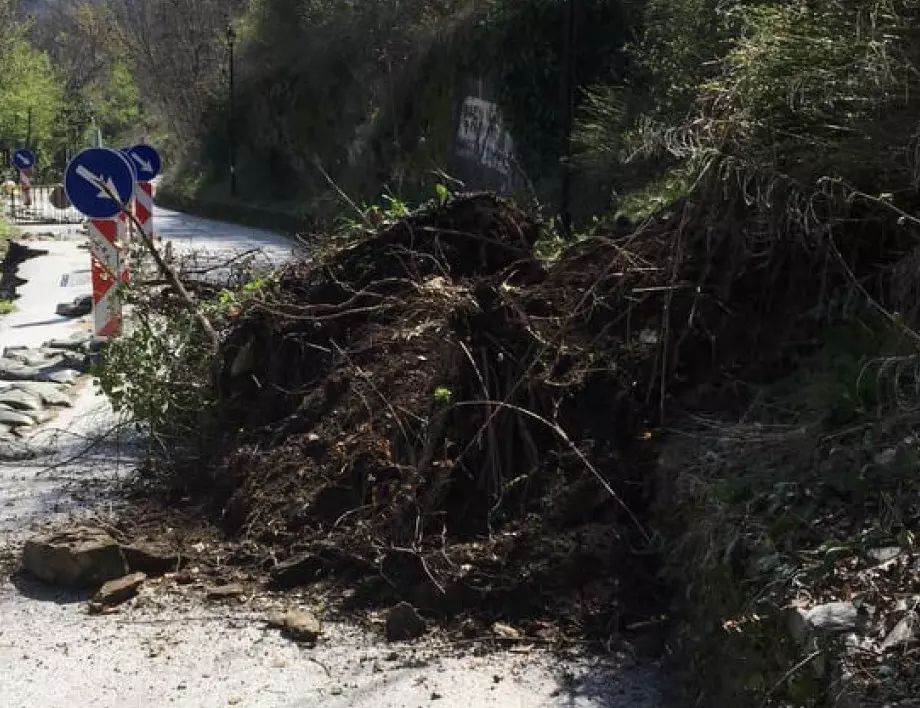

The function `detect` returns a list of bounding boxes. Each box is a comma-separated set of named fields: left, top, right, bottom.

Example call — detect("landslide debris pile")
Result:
left=183, top=191, right=838, bottom=629
left=195, top=193, right=667, bottom=628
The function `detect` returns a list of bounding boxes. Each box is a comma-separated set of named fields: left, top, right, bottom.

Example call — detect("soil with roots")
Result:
left=124, top=190, right=868, bottom=640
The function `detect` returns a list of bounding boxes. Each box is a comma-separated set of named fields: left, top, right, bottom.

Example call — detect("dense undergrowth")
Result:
left=156, top=0, right=633, bottom=223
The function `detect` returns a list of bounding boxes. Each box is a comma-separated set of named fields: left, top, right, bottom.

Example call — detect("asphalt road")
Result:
left=0, top=204, right=674, bottom=708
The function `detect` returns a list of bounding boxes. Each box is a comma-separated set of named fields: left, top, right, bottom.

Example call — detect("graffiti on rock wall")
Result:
left=451, top=94, right=521, bottom=194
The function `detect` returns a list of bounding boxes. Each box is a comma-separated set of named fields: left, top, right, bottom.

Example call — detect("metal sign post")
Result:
left=120, top=147, right=138, bottom=243
left=63, top=148, right=137, bottom=338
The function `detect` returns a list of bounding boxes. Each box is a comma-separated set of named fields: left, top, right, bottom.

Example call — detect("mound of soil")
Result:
left=148, top=191, right=844, bottom=635
left=141, top=192, right=668, bottom=634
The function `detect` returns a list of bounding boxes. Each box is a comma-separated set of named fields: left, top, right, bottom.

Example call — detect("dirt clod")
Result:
left=122, top=542, right=180, bottom=577
left=385, top=602, right=427, bottom=642
left=267, top=610, right=323, bottom=644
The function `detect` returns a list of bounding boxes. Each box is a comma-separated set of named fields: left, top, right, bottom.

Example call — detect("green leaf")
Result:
left=435, top=183, right=449, bottom=205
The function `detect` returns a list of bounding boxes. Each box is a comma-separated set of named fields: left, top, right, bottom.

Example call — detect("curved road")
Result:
left=0, top=206, right=674, bottom=708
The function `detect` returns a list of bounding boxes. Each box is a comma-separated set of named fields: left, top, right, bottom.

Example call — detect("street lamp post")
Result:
left=227, top=22, right=238, bottom=198
left=559, top=0, right=576, bottom=238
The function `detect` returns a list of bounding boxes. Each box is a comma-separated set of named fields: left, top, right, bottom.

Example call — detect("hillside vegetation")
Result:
left=0, top=0, right=146, bottom=178
left=9, top=0, right=920, bottom=706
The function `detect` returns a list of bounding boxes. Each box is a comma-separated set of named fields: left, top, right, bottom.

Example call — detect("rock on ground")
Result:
left=93, top=572, right=146, bottom=608
left=804, top=602, right=861, bottom=633
left=21, top=527, right=129, bottom=589
left=267, top=610, right=323, bottom=644
left=385, top=602, right=427, bottom=642
left=882, top=611, right=920, bottom=651
left=206, top=583, right=247, bottom=600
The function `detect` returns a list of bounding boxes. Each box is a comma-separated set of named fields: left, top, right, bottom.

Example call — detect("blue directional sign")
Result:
left=126, top=144, right=162, bottom=182
left=120, top=148, right=139, bottom=180
left=64, top=147, right=136, bottom=219
left=14, top=149, right=36, bottom=170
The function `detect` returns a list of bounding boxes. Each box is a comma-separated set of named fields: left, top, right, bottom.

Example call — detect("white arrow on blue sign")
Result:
left=14, top=149, right=36, bottom=170
left=120, top=148, right=139, bottom=181
left=64, top=147, right=136, bottom=219
left=126, top=144, right=162, bottom=182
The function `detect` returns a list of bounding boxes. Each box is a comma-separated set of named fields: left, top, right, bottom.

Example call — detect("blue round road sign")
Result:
left=14, top=149, right=36, bottom=170
left=120, top=148, right=139, bottom=180
left=64, top=148, right=136, bottom=219
left=126, top=144, right=162, bottom=182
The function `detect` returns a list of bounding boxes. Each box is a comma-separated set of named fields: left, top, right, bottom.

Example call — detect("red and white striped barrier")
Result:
left=19, top=168, right=32, bottom=207
left=89, top=218, right=129, bottom=338
left=136, top=181, right=154, bottom=241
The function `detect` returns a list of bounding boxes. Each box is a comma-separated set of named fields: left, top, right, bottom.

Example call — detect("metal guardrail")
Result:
left=2, top=183, right=84, bottom=225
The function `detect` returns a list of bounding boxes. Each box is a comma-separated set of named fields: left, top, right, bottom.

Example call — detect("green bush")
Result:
left=576, top=0, right=920, bottom=220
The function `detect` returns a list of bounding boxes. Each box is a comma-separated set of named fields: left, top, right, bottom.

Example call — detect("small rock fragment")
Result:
left=174, top=570, right=196, bottom=585
left=267, top=610, right=323, bottom=644
left=385, top=602, right=427, bottom=642
left=492, top=622, right=521, bottom=640
left=882, top=611, right=920, bottom=651
left=804, top=602, right=860, bottom=633
left=269, top=543, right=366, bottom=589
left=0, top=389, right=43, bottom=412
left=0, top=406, right=36, bottom=427
left=269, top=553, right=327, bottom=589
left=867, top=547, right=903, bottom=565
left=93, top=572, right=146, bottom=607
left=206, top=583, right=247, bottom=600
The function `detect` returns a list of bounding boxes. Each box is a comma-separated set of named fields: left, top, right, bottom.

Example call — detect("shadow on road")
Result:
left=11, top=318, right=71, bottom=329
left=8, top=570, right=92, bottom=605
left=549, top=659, right=675, bottom=708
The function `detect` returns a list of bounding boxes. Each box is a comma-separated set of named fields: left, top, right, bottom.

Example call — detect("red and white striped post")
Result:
left=19, top=167, right=32, bottom=207
left=135, top=180, right=154, bottom=242
left=89, top=217, right=129, bottom=338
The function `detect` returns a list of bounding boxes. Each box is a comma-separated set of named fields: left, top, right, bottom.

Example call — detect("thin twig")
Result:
left=761, top=650, right=822, bottom=707
left=312, top=155, right=369, bottom=226
left=329, top=340, right=414, bottom=452
left=35, top=419, right=134, bottom=476
left=449, top=400, right=651, bottom=544
left=827, top=231, right=920, bottom=347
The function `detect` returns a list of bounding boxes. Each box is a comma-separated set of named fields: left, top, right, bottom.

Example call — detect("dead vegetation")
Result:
left=189, top=192, right=667, bottom=632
